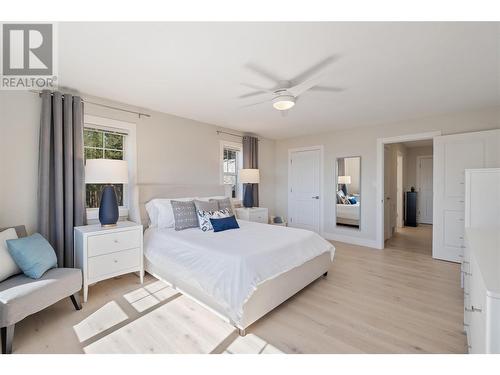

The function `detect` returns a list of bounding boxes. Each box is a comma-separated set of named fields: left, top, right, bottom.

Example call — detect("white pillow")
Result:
left=151, top=198, right=197, bottom=229
left=0, top=228, right=21, bottom=282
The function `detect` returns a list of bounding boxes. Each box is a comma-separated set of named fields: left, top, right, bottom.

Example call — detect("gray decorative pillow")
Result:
left=170, top=200, right=199, bottom=231
left=209, top=198, right=233, bottom=214
left=194, top=199, right=218, bottom=212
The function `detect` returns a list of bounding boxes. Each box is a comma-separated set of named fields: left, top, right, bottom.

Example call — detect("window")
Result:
left=221, top=141, right=243, bottom=199
left=84, top=128, right=126, bottom=209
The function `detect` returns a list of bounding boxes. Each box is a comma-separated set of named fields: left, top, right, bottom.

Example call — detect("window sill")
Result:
left=86, top=207, right=129, bottom=220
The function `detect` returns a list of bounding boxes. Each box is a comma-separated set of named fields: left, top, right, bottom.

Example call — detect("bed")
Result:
left=138, top=184, right=334, bottom=335
left=336, top=202, right=360, bottom=226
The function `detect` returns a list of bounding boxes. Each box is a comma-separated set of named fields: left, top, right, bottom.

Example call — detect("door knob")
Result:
left=312, top=196, right=319, bottom=199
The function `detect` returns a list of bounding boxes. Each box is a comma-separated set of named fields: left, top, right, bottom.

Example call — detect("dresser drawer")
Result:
left=88, top=247, right=141, bottom=281
left=249, top=211, right=268, bottom=223
left=87, top=229, right=141, bottom=257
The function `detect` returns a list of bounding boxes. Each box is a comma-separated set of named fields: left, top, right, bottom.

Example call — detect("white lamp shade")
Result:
left=85, top=159, right=129, bottom=184
left=338, top=175, right=351, bottom=184
left=239, top=168, right=260, bottom=184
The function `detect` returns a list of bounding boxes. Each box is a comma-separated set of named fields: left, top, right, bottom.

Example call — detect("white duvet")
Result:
left=144, top=220, right=334, bottom=323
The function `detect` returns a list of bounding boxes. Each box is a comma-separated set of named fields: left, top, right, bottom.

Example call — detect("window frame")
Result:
left=84, top=115, right=137, bottom=221
left=219, top=140, right=243, bottom=200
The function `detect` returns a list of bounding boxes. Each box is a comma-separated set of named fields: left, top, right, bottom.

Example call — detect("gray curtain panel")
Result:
left=38, top=91, right=86, bottom=268
left=242, top=135, right=259, bottom=207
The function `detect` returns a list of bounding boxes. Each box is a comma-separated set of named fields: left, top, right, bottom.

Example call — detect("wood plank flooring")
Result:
left=11, top=225, right=466, bottom=353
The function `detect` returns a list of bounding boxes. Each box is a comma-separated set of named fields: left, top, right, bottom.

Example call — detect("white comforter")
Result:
left=144, top=220, right=334, bottom=323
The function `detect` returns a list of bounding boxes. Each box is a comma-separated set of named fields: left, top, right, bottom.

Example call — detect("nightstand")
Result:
left=74, top=221, right=143, bottom=302
left=235, top=207, right=269, bottom=224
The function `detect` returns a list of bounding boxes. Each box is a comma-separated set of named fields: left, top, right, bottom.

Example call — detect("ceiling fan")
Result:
left=240, top=56, right=344, bottom=113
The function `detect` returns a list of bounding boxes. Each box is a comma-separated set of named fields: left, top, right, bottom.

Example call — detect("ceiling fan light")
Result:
left=272, top=95, right=295, bottom=111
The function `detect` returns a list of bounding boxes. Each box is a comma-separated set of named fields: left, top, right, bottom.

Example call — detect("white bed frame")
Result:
left=138, top=184, right=332, bottom=335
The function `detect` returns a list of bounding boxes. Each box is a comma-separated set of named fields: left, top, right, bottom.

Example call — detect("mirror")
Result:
left=336, top=156, right=361, bottom=229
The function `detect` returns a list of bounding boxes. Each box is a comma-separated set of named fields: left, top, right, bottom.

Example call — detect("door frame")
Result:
left=376, top=131, right=441, bottom=249
left=288, top=145, right=324, bottom=234
left=416, top=155, right=433, bottom=224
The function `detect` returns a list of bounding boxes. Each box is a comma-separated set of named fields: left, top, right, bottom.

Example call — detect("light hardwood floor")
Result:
left=11, top=225, right=466, bottom=354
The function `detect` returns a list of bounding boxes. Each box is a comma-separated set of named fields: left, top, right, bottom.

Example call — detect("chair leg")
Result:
left=70, top=293, right=82, bottom=311
left=323, top=272, right=328, bottom=277
left=1, top=325, right=14, bottom=354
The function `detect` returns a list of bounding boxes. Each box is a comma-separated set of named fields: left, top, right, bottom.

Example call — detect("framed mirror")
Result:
left=336, top=156, right=361, bottom=229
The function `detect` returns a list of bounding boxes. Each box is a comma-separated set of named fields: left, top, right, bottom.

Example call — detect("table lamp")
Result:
left=239, top=168, right=260, bottom=208
left=85, top=159, right=129, bottom=227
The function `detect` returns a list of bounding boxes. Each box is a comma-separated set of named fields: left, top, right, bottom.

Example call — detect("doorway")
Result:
left=377, top=131, right=440, bottom=251
left=288, top=146, right=323, bottom=233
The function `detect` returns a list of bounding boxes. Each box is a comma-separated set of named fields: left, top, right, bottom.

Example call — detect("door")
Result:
left=433, top=129, right=500, bottom=262
left=396, top=154, right=404, bottom=228
left=289, top=148, right=321, bottom=232
left=384, top=145, right=393, bottom=240
left=417, top=156, right=433, bottom=224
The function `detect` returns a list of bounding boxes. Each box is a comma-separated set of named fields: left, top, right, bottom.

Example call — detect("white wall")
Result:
left=0, top=91, right=276, bottom=233
left=275, top=107, right=500, bottom=247
left=0, top=92, right=41, bottom=233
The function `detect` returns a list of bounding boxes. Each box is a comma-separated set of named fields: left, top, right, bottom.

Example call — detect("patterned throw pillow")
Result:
left=197, top=208, right=232, bottom=232
left=170, top=200, right=199, bottom=231
left=209, top=198, right=233, bottom=214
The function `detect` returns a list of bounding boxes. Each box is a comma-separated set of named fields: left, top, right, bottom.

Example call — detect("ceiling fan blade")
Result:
left=309, top=86, right=345, bottom=92
left=288, top=77, right=323, bottom=97
left=245, top=63, right=281, bottom=85
left=290, top=55, right=338, bottom=86
left=240, top=99, right=269, bottom=108
left=238, top=90, right=268, bottom=99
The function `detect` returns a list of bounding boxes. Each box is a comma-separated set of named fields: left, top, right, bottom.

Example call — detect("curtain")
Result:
left=38, top=91, right=86, bottom=268
left=242, top=135, right=259, bottom=206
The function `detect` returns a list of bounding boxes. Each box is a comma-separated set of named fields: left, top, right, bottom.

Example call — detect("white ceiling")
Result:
left=58, top=22, right=499, bottom=139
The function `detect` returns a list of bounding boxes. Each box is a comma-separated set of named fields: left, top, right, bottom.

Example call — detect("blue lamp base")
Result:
left=99, top=185, right=119, bottom=227
left=243, top=184, right=254, bottom=208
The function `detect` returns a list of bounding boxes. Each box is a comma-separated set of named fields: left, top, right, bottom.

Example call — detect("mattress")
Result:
left=143, top=220, right=334, bottom=324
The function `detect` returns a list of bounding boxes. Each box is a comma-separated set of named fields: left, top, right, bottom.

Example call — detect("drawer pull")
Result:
left=113, top=259, right=118, bottom=263
left=458, top=200, right=464, bottom=203
left=464, top=292, right=469, bottom=296
left=114, top=239, right=119, bottom=243
left=465, top=306, right=482, bottom=313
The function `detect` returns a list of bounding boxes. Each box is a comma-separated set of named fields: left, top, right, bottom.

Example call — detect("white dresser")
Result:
left=463, top=228, right=500, bottom=353
left=235, top=207, right=269, bottom=224
left=462, top=168, right=500, bottom=353
left=74, top=221, right=144, bottom=302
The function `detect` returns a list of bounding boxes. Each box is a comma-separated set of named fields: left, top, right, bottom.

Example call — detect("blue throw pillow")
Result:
left=210, top=215, right=240, bottom=232
left=6, top=233, right=58, bottom=279
left=348, top=197, right=357, bottom=204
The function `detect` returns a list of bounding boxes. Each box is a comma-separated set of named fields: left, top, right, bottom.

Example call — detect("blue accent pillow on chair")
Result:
left=210, top=215, right=240, bottom=232
left=6, top=233, right=58, bottom=279
left=348, top=197, right=357, bottom=204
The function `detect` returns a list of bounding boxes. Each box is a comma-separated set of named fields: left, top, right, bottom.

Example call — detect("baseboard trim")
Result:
left=322, top=232, right=380, bottom=249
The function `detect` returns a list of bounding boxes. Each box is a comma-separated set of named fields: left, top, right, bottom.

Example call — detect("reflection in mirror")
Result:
left=336, top=156, right=361, bottom=229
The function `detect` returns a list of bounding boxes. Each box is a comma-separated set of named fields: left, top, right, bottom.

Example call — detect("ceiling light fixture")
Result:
left=272, top=95, right=295, bottom=111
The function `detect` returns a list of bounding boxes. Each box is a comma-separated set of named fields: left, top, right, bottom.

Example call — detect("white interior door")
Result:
left=396, top=154, right=404, bottom=228
left=289, top=149, right=321, bottom=232
left=417, top=156, right=433, bottom=224
left=433, top=129, right=500, bottom=262
left=384, top=146, right=393, bottom=240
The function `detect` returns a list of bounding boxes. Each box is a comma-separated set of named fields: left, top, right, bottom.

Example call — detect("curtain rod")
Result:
left=216, top=130, right=260, bottom=141
left=30, top=90, right=151, bottom=119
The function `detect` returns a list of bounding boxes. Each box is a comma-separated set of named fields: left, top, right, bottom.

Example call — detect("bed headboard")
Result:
left=138, top=184, right=227, bottom=227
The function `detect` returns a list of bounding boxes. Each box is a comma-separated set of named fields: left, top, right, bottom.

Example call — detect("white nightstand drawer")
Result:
left=249, top=212, right=267, bottom=223
left=88, top=229, right=141, bottom=257
left=88, top=247, right=141, bottom=280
